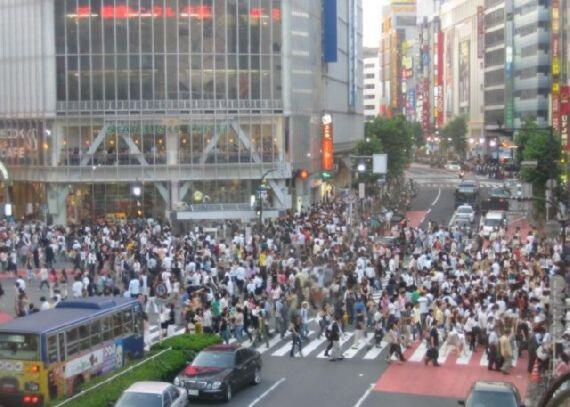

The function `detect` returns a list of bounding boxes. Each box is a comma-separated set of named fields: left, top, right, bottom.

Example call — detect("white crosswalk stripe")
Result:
left=317, top=332, right=354, bottom=359
left=456, top=349, right=473, bottom=365
left=271, top=331, right=315, bottom=357
left=409, top=341, right=428, bottom=362
left=257, top=333, right=289, bottom=354
left=363, top=341, right=388, bottom=360
left=301, top=334, right=328, bottom=356
left=437, top=340, right=451, bottom=364
left=479, top=352, right=488, bottom=367
left=145, top=324, right=185, bottom=350
left=343, top=333, right=373, bottom=358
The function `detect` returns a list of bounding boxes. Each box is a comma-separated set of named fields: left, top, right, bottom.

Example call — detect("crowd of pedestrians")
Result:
left=0, top=195, right=569, bottom=376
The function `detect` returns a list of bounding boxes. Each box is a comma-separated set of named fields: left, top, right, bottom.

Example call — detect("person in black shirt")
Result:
left=425, top=320, right=440, bottom=366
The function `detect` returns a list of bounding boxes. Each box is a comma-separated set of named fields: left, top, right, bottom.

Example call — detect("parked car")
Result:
left=174, top=344, right=262, bottom=402
left=458, top=381, right=524, bottom=407
left=480, top=211, right=507, bottom=237
left=446, top=161, right=461, bottom=171
left=455, top=204, right=475, bottom=223
left=115, top=382, right=188, bottom=407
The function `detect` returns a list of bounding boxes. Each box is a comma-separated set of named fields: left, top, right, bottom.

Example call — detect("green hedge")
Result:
left=55, top=334, right=221, bottom=407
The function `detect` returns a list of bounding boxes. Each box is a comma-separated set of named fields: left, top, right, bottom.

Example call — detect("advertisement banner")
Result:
left=437, top=30, right=444, bottom=126
left=561, top=86, right=570, bottom=151
left=321, top=114, right=334, bottom=171
left=477, top=6, right=484, bottom=58
left=458, top=40, right=470, bottom=108
left=445, top=31, right=453, bottom=115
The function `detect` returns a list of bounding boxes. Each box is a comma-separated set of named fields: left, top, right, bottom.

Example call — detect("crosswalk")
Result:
left=413, top=178, right=502, bottom=189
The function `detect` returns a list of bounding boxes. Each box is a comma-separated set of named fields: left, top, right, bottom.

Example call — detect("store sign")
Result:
left=69, top=5, right=280, bottom=20
left=552, top=0, right=562, bottom=134
left=321, top=114, right=334, bottom=171
left=347, top=0, right=358, bottom=108
left=561, top=86, right=570, bottom=151
left=477, top=6, right=484, bottom=58
left=0, top=128, right=39, bottom=159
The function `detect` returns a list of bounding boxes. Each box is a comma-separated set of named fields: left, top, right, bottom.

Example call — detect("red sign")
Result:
left=561, top=86, right=570, bottom=151
left=561, top=86, right=570, bottom=115
left=321, top=116, right=334, bottom=172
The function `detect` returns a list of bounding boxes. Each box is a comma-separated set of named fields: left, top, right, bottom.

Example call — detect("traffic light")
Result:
left=296, top=169, right=309, bottom=180
left=321, top=171, right=333, bottom=180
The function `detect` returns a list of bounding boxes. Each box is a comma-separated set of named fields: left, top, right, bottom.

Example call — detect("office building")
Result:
left=363, top=47, right=381, bottom=121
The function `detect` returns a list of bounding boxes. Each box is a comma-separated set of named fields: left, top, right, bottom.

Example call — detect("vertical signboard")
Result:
left=504, top=0, right=514, bottom=128
left=434, top=24, right=444, bottom=127
left=561, top=86, right=570, bottom=151
left=445, top=30, right=454, bottom=116
left=458, top=40, right=470, bottom=109
left=347, top=0, right=358, bottom=108
left=477, top=6, right=485, bottom=58
left=552, top=0, right=562, bottom=133
left=321, top=114, right=334, bottom=171
left=323, top=0, right=338, bottom=63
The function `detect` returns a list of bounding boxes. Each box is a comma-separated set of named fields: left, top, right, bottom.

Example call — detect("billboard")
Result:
left=458, top=40, right=470, bottom=108
left=321, top=114, right=334, bottom=171
left=561, top=86, right=570, bottom=151
left=477, top=7, right=485, bottom=58
left=445, top=31, right=453, bottom=115
left=323, top=0, right=338, bottom=63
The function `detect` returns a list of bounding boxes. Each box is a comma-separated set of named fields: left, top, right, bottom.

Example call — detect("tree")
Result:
left=410, top=122, right=425, bottom=150
left=516, top=118, right=562, bottom=208
left=364, top=115, right=414, bottom=181
left=441, top=116, right=468, bottom=160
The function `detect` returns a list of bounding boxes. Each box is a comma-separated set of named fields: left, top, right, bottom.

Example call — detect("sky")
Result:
left=363, top=0, right=383, bottom=48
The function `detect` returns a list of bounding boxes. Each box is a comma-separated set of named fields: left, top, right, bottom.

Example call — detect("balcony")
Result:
left=56, top=99, right=284, bottom=114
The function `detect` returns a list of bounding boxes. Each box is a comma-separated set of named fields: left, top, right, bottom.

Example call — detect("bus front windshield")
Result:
left=0, top=334, right=39, bottom=361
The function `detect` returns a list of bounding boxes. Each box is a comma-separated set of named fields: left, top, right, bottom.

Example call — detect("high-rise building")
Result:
left=379, top=0, right=418, bottom=120
left=0, top=0, right=363, bottom=224
left=440, top=0, right=485, bottom=145
left=363, top=47, right=381, bottom=121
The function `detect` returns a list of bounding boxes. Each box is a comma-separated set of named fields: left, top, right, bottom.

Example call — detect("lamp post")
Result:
left=258, top=168, right=278, bottom=235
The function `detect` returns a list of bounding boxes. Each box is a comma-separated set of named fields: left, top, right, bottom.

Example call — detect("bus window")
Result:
left=58, top=332, right=65, bottom=362
left=122, top=310, right=133, bottom=335
left=0, top=334, right=39, bottom=360
left=101, top=316, right=113, bottom=341
left=91, top=320, right=102, bottom=347
left=47, top=334, right=59, bottom=364
left=66, top=327, right=79, bottom=357
left=113, top=313, right=123, bottom=336
left=78, top=325, right=90, bottom=351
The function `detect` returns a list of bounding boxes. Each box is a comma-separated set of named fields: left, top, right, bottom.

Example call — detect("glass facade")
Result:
left=54, top=0, right=282, bottom=106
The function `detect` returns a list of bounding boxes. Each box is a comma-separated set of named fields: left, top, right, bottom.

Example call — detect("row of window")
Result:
left=46, top=309, right=140, bottom=364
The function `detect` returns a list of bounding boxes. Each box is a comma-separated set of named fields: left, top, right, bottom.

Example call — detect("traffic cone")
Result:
left=530, top=360, right=540, bottom=383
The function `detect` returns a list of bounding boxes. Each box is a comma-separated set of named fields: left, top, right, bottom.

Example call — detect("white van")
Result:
left=480, top=211, right=506, bottom=237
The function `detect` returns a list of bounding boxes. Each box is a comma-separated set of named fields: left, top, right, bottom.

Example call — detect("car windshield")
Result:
left=466, top=390, right=517, bottom=407
left=484, top=218, right=502, bottom=227
left=458, top=207, right=472, bottom=214
left=490, top=189, right=509, bottom=197
left=0, top=334, right=39, bottom=361
left=115, top=392, right=163, bottom=407
left=192, top=351, right=234, bottom=368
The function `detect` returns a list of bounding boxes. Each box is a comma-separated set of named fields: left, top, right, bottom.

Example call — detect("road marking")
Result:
left=456, top=349, right=473, bottom=365
left=437, top=340, right=451, bottom=364
left=431, top=187, right=442, bottom=207
left=271, top=331, right=314, bottom=357
left=363, top=341, right=388, bottom=360
left=248, top=377, right=286, bottom=407
left=354, top=383, right=375, bottom=407
left=479, top=352, right=488, bottom=367
left=409, top=341, right=428, bottom=362
left=300, top=335, right=328, bottom=356
left=344, top=333, right=373, bottom=358
left=257, top=333, right=289, bottom=354
left=317, top=332, right=355, bottom=358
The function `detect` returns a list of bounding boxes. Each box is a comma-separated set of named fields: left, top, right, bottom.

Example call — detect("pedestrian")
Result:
left=487, top=327, right=501, bottom=371
left=329, top=314, right=344, bottom=361
left=386, top=323, right=405, bottom=363
left=500, top=329, right=513, bottom=375
left=289, top=314, right=303, bottom=357
left=425, top=320, right=440, bottom=367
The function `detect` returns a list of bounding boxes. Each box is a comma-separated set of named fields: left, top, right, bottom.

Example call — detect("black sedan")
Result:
left=174, top=344, right=262, bottom=402
left=458, top=381, right=524, bottom=407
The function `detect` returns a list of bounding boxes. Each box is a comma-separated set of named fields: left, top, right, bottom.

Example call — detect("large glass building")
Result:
left=0, top=0, right=363, bottom=224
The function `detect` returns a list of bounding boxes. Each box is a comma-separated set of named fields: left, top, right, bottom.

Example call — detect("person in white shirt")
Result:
left=72, top=277, right=84, bottom=297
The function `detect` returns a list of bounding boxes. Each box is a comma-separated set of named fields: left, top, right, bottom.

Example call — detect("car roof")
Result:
left=458, top=205, right=473, bottom=209
left=126, top=381, right=172, bottom=394
left=486, top=211, right=505, bottom=218
left=472, top=381, right=517, bottom=393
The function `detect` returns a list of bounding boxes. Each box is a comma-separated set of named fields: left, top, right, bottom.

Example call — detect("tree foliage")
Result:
left=515, top=118, right=561, bottom=198
left=441, top=116, right=468, bottom=160
left=364, top=115, right=415, bottom=181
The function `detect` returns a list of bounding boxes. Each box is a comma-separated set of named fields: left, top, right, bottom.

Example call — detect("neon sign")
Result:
left=68, top=5, right=280, bottom=21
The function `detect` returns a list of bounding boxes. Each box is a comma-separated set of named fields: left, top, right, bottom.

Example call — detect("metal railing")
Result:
left=56, top=99, right=283, bottom=112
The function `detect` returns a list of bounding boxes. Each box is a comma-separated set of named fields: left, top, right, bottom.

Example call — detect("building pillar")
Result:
left=170, top=180, right=179, bottom=210
left=166, top=126, right=179, bottom=166
left=46, top=184, right=69, bottom=226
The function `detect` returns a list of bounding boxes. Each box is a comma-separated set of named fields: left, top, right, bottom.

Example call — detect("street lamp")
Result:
left=357, top=161, right=366, bottom=173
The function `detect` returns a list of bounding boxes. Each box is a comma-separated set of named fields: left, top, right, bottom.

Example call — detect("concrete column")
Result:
left=166, top=126, right=179, bottom=166
left=170, top=180, right=179, bottom=210
left=46, top=184, right=68, bottom=226
left=50, top=122, right=64, bottom=167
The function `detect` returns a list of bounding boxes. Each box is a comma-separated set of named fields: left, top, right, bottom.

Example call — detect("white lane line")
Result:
left=344, top=333, right=373, bottom=359
left=431, top=187, right=442, bottom=207
left=248, top=377, right=286, bottom=407
left=271, top=331, right=314, bottom=357
left=256, top=334, right=289, bottom=354
left=409, top=341, right=428, bottom=362
left=363, top=341, right=388, bottom=360
left=317, top=332, right=354, bottom=358
left=437, top=340, right=450, bottom=364
left=354, top=383, right=375, bottom=407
